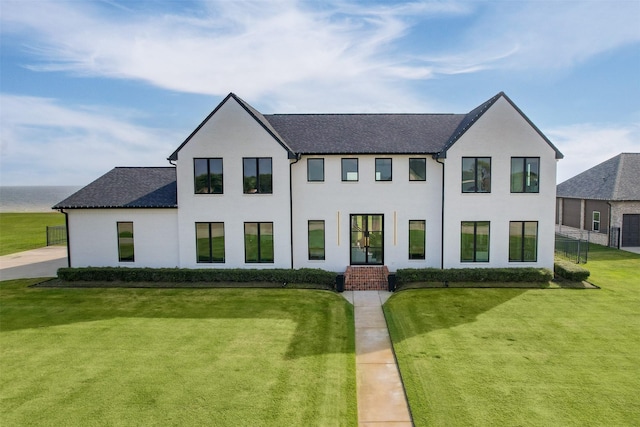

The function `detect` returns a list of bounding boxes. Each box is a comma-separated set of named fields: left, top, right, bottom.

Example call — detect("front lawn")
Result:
left=0, top=282, right=356, bottom=426
left=385, top=245, right=640, bottom=426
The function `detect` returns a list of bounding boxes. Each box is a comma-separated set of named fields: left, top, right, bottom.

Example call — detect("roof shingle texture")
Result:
left=53, top=167, right=177, bottom=209
left=557, top=153, right=640, bottom=201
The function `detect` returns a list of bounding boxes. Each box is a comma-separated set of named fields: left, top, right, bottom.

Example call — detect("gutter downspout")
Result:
left=434, top=155, right=445, bottom=270
left=58, top=209, right=71, bottom=268
left=289, top=154, right=301, bottom=269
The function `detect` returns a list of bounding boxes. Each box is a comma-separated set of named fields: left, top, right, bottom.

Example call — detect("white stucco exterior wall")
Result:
left=173, top=97, right=292, bottom=269
left=291, top=155, right=443, bottom=272
left=442, top=97, right=558, bottom=269
left=66, top=209, right=179, bottom=268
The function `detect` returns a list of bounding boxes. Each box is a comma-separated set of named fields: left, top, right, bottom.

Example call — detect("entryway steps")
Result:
left=344, top=266, right=389, bottom=291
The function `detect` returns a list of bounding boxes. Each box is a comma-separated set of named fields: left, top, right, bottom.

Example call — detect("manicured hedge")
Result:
left=396, top=267, right=553, bottom=285
left=57, top=267, right=337, bottom=289
left=553, top=260, right=590, bottom=282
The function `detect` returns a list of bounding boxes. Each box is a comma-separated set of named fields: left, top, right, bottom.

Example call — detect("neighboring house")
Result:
left=54, top=92, right=563, bottom=274
left=556, top=153, right=640, bottom=248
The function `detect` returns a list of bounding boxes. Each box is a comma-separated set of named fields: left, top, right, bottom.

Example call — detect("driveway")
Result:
left=0, top=246, right=68, bottom=280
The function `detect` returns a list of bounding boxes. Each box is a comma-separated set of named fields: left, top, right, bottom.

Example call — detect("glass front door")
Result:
left=350, top=214, right=384, bottom=265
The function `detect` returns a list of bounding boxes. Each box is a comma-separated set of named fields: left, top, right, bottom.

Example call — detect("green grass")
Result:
left=0, top=283, right=357, bottom=426
left=0, top=213, right=65, bottom=255
left=385, top=244, right=640, bottom=426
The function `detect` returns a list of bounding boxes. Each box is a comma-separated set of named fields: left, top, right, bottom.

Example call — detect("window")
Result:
left=195, top=222, right=225, bottom=263
left=117, top=222, right=134, bottom=262
left=409, top=220, right=426, bottom=260
left=244, top=222, right=274, bottom=263
left=409, top=158, right=426, bottom=181
left=460, top=221, right=490, bottom=262
left=592, top=211, right=601, bottom=232
left=509, top=221, right=538, bottom=262
left=194, top=158, right=223, bottom=194
left=511, top=157, right=539, bottom=193
left=308, top=220, right=325, bottom=260
left=375, top=158, right=392, bottom=181
left=307, top=158, right=324, bottom=182
left=243, top=158, right=272, bottom=194
left=342, top=158, right=358, bottom=181
left=462, top=157, right=491, bottom=193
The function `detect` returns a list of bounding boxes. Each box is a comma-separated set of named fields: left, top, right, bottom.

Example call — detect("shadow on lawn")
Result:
left=383, top=288, right=528, bottom=342
left=0, top=281, right=354, bottom=360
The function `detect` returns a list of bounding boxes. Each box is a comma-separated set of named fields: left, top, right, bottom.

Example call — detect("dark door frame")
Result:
left=350, top=214, right=384, bottom=265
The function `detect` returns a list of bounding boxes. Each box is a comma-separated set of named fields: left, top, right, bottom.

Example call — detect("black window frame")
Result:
left=243, top=157, right=273, bottom=194
left=244, top=222, right=274, bottom=263
left=509, top=221, right=538, bottom=262
left=117, top=221, right=134, bottom=263
left=308, top=220, right=325, bottom=260
left=307, top=158, right=325, bottom=182
left=195, top=222, right=225, bottom=263
left=510, top=157, right=540, bottom=193
left=461, top=157, right=491, bottom=193
left=341, top=158, right=359, bottom=182
left=460, top=221, right=490, bottom=262
left=194, top=158, right=223, bottom=194
left=375, top=158, right=392, bottom=181
left=408, top=220, right=426, bottom=260
left=409, top=158, right=427, bottom=181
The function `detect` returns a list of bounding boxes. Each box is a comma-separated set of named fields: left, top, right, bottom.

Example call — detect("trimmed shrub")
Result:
left=396, top=267, right=553, bottom=285
left=554, top=260, right=590, bottom=282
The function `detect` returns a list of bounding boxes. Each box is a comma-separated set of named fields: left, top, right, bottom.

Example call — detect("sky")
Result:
left=1, top=0, right=639, bottom=186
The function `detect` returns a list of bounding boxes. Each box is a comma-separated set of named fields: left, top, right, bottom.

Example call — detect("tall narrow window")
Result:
left=308, top=220, right=325, bottom=260
left=375, top=158, right=392, bottom=181
left=511, top=157, right=539, bottom=193
left=307, top=158, right=324, bottom=182
left=196, top=222, right=225, bottom=263
left=509, top=221, right=538, bottom=262
left=244, top=222, right=274, bottom=263
left=409, top=158, right=426, bottom=181
left=243, top=158, right=272, bottom=194
left=117, top=222, right=134, bottom=262
left=342, top=158, right=358, bottom=181
left=592, top=211, right=601, bottom=232
left=460, top=221, right=490, bottom=262
left=462, top=157, right=491, bottom=193
left=194, top=158, right=223, bottom=194
left=409, top=220, right=426, bottom=260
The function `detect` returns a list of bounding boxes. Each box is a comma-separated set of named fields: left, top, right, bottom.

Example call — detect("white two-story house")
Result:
left=54, top=92, right=563, bottom=276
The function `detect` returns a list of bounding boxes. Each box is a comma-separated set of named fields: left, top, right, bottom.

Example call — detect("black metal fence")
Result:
left=555, top=232, right=588, bottom=263
left=46, top=225, right=67, bottom=246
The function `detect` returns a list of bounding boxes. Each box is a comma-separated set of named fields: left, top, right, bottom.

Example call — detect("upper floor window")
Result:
left=342, top=158, right=358, bottom=181
left=307, top=158, right=324, bottom=182
left=511, top=157, right=539, bottom=193
left=194, top=158, right=223, bottom=194
left=462, top=157, right=491, bottom=193
left=461, top=221, right=490, bottom=262
left=409, top=158, right=426, bottom=181
left=243, top=158, right=272, bottom=194
left=509, top=221, right=538, bottom=262
left=196, top=222, right=225, bottom=263
left=308, top=220, right=325, bottom=260
left=592, top=211, right=601, bottom=232
left=117, top=222, right=134, bottom=262
left=409, top=220, right=426, bottom=260
left=375, top=158, right=392, bottom=181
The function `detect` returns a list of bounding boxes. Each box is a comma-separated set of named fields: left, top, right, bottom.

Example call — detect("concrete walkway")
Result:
left=342, top=290, right=413, bottom=426
left=0, top=246, right=67, bottom=280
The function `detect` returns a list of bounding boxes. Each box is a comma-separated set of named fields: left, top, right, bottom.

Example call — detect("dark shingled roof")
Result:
left=557, top=153, right=640, bottom=201
left=53, top=167, right=177, bottom=209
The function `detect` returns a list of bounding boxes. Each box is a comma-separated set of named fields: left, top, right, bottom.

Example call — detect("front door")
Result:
left=350, top=214, right=384, bottom=265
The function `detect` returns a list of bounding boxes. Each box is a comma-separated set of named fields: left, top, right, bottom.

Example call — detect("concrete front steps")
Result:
left=344, top=266, right=389, bottom=291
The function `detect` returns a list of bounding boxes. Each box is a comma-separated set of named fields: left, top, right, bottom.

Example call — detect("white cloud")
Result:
left=549, top=122, right=640, bottom=183
left=0, top=94, right=179, bottom=185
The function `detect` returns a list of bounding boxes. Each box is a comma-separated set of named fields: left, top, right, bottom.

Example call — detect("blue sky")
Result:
left=1, top=0, right=639, bottom=186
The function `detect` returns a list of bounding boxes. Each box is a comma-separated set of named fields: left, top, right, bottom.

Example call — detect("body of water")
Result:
left=0, top=186, right=82, bottom=212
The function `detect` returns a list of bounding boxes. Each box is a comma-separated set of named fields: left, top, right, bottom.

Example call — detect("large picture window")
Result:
left=460, top=221, right=490, bottom=262
left=375, top=158, right=392, bottom=181
left=243, top=158, right=272, bottom=194
left=409, top=158, right=426, bottom=181
left=194, top=158, right=223, bottom=194
left=462, top=157, right=491, bottom=193
left=117, top=222, right=134, bottom=262
left=509, top=221, right=538, bottom=262
left=308, top=220, right=325, bottom=260
left=307, top=158, right=324, bottom=182
left=195, top=222, right=225, bottom=263
left=511, top=157, right=539, bottom=193
left=409, top=220, right=426, bottom=260
left=342, top=158, right=358, bottom=181
left=244, top=222, right=274, bottom=263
